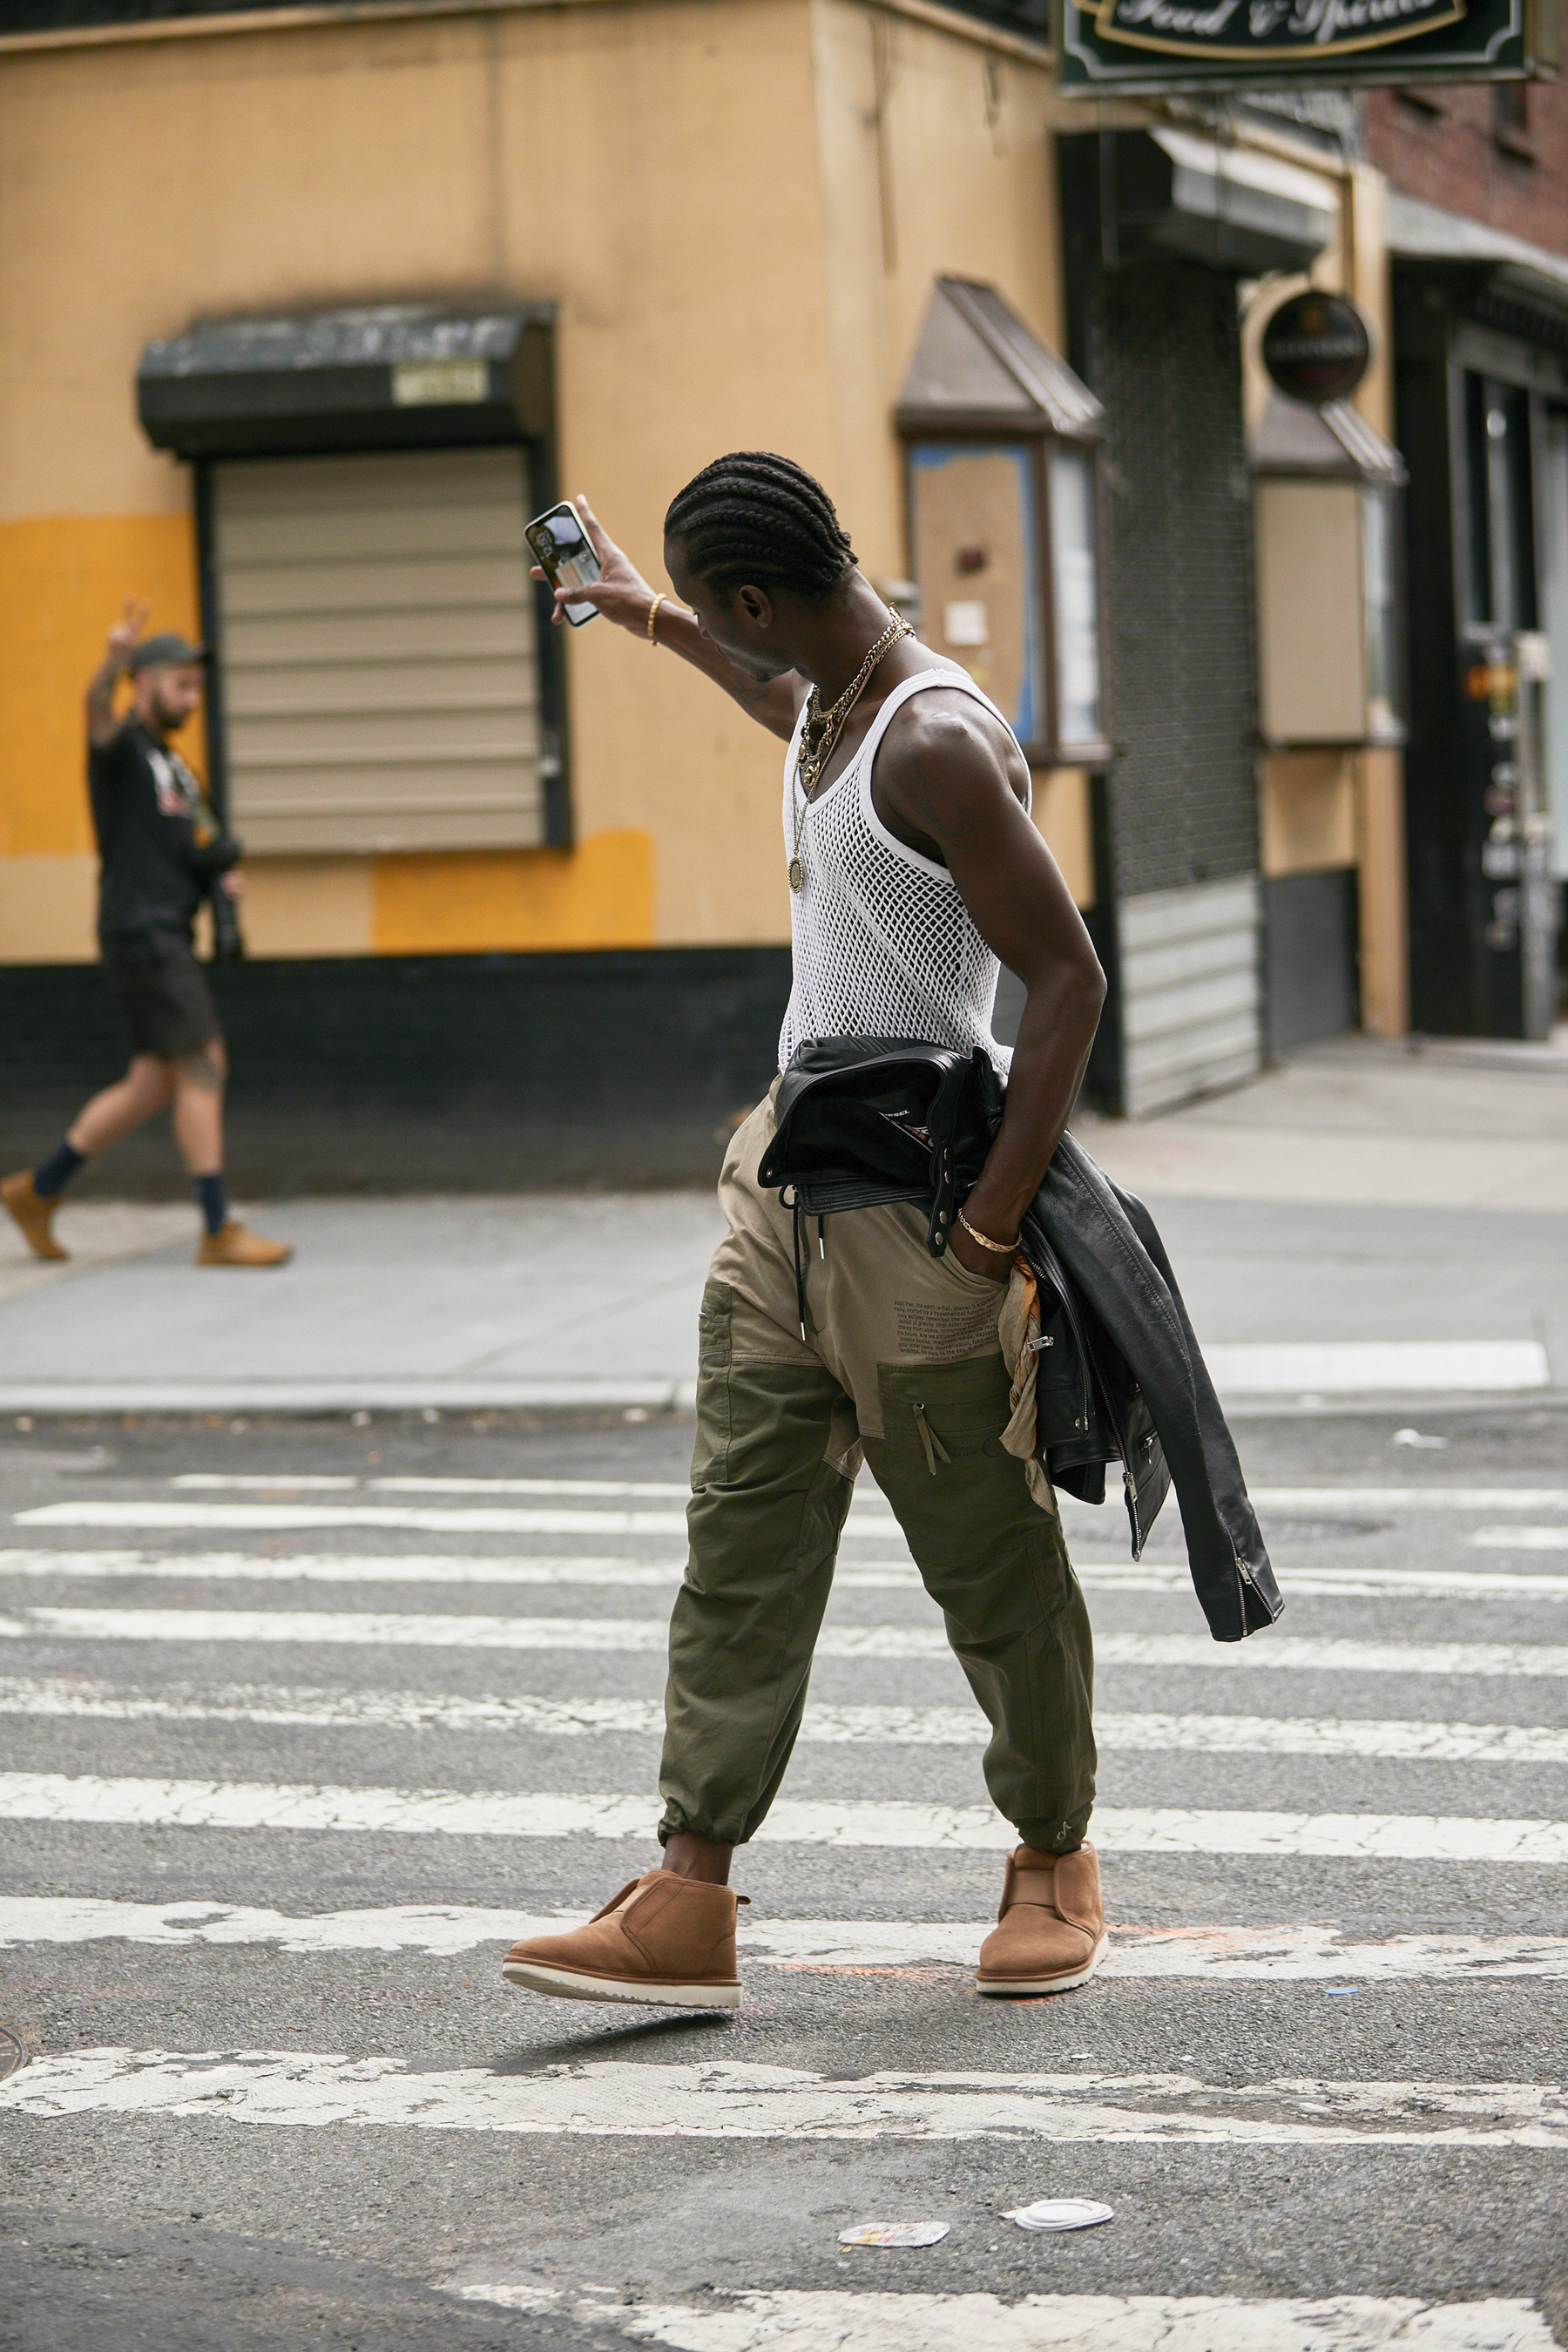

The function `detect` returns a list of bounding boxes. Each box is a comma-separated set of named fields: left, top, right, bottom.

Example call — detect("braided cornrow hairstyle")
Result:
left=665, top=452, right=857, bottom=605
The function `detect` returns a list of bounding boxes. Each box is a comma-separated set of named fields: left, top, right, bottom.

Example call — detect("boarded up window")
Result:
left=212, top=447, right=543, bottom=854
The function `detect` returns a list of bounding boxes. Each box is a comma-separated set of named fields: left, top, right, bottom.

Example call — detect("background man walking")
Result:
left=504, top=456, right=1107, bottom=2012
left=2, top=601, right=290, bottom=1269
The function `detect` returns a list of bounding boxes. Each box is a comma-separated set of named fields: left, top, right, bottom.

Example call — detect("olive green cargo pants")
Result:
left=658, top=1092, right=1096, bottom=1857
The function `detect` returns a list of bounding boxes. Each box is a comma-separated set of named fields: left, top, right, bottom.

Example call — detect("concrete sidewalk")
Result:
left=3, top=1034, right=1565, bottom=1414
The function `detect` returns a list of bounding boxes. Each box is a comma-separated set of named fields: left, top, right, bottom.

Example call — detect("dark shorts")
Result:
left=100, top=928, right=221, bottom=1061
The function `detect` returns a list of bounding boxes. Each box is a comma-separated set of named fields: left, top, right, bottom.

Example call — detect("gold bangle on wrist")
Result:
left=956, top=1206, right=1017, bottom=1255
left=646, top=592, right=666, bottom=645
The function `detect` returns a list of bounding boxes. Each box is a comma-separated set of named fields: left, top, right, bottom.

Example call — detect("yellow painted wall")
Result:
left=1259, top=750, right=1358, bottom=878
left=0, top=510, right=208, bottom=962
left=0, top=0, right=1079, bottom=968
left=372, top=829, right=655, bottom=954
left=1033, top=767, right=1093, bottom=909
left=808, top=0, right=1062, bottom=584
left=0, top=855, right=98, bottom=964
left=239, top=858, right=374, bottom=959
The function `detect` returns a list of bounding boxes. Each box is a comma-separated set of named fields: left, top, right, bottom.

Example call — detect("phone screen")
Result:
left=526, top=504, right=601, bottom=627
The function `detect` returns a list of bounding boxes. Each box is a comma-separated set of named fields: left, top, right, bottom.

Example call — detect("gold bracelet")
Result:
left=957, top=1206, right=1017, bottom=1255
left=646, top=592, right=666, bottom=645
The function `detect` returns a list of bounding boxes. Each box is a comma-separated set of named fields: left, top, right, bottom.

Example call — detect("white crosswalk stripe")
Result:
left=9, top=1547, right=1568, bottom=1603
left=7, top=1450, right=1565, bottom=2344
left=18, top=1500, right=714, bottom=1534
left=6, top=1898, right=1567, bottom=1979
left=159, top=1472, right=1568, bottom=1512
left=174, top=1474, right=693, bottom=1497
left=4, top=2049, right=1564, bottom=2146
left=8, top=1605, right=1568, bottom=1677
left=3, top=1673, right=1564, bottom=1762
left=8, top=1774, right=1567, bottom=1861
left=452, top=2288, right=1560, bottom=2351
left=24, top=1487, right=1568, bottom=1535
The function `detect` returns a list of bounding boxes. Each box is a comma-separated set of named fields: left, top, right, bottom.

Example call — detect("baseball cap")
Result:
left=128, top=631, right=206, bottom=672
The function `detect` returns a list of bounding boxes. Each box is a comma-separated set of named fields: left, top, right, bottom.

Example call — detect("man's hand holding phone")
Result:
left=527, top=496, right=665, bottom=634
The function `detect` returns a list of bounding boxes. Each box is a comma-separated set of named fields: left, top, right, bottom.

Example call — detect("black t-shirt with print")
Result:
left=88, top=719, right=240, bottom=941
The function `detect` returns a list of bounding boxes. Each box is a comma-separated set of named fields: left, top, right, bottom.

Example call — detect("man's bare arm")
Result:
left=531, top=498, right=801, bottom=741
left=878, top=701, right=1106, bottom=1266
left=87, top=598, right=150, bottom=747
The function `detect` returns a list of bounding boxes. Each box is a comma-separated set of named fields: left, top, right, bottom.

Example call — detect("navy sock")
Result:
left=33, top=1141, right=85, bottom=1200
left=193, top=1173, right=227, bottom=1235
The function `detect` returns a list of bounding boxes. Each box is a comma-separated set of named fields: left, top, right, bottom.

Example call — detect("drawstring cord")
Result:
left=789, top=1199, right=830, bottom=1342
left=913, top=1402, right=950, bottom=1476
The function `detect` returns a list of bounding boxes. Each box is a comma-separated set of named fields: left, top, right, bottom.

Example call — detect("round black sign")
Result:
left=1261, top=293, right=1371, bottom=405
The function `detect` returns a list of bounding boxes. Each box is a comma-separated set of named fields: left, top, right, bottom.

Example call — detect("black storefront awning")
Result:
left=1386, top=190, right=1568, bottom=353
left=137, top=302, right=556, bottom=460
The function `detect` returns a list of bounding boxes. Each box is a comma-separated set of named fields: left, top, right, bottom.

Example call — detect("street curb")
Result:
left=0, top=1380, right=701, bottom=1417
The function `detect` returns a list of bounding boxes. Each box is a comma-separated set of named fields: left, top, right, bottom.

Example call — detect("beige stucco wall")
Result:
left=809, top=0, right=1064, bottom=579
left=1238, top=137, right=1408, bottom=1036
left=0, top=0, right=1090, bottom=963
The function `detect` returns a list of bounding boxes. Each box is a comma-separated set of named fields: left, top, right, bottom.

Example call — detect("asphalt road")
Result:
left=1, top=1404, right=1565, bottom=2351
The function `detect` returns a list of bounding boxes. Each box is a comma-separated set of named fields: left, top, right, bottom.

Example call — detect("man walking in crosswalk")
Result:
left=504, top=457, right=1108, bottom=2010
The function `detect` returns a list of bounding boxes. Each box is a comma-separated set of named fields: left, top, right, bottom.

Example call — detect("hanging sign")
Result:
left=1058, top=0, right=1558, bottom=91
left=1261, top=294, right=1372, bottom=403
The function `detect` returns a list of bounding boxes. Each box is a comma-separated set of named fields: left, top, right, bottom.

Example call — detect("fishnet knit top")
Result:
left=778, top=667, right=1026, bottom=1078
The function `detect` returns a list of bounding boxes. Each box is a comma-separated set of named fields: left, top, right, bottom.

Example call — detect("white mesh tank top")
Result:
left=777, top=667, right=1028, bottom=1078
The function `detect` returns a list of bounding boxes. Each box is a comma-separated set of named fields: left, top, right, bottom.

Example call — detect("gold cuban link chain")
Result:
left=789, top=614, right=912, bottom=893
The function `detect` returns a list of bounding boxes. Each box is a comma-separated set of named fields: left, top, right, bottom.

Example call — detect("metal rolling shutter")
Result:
left=1084, top=258, right=1265, bottom=1115
left=212, top=446, right=543, bottom=855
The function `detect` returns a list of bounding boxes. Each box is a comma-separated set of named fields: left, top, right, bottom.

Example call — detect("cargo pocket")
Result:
left=864, top=1354, right=1069, bottom=1609
left=691, top=1280, right=735, bottom=1490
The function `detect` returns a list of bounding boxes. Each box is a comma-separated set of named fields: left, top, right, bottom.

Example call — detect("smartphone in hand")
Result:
left=526, top=502, right=601, bottom=627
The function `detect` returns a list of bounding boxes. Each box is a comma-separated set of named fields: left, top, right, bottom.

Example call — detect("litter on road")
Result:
left=1008, top=2200, right=1116, bottom=2233
left=839, top=2225, right=951, bottom=2248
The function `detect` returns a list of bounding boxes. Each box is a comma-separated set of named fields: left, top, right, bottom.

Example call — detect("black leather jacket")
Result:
left=761, top=1037, right=1283, bottom=1646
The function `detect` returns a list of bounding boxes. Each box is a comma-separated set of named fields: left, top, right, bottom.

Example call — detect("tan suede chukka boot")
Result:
left=976, top=1842, right=1107, bottom=1997
left=2, top=1171, right=67, bottom=1261
left=502, top=1869, right=746, bottom=2009
left=197, top=1220, right=292, bottom=1267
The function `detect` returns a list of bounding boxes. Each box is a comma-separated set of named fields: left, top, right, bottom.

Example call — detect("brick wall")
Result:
left=1363, top=81, right=1568, bottom=256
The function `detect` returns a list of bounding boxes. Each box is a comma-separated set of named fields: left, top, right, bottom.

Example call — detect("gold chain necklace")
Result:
left=789, top=614, right=912, bottom=893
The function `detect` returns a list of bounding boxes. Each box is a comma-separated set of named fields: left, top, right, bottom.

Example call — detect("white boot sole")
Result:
left=502, top=1959, right=741, bottom=2010
left=975, top=1930, right=1110, bottom=1997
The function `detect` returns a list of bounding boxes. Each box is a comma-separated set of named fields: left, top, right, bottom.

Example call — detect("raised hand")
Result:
left=530, top=496, right=661, bottom=632
left=106, top=597, right=151, bottom=667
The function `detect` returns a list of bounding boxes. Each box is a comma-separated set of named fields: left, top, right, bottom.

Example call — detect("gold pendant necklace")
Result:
left=790, top=615, right=911, bottom=893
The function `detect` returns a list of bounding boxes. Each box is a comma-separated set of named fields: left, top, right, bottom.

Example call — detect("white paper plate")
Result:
left=1005, top=2199, right=1114, bottom=2234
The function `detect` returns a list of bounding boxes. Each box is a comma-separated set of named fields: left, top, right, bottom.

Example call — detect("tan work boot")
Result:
left=976, top=1842, right=1107, bottom=1997
left=1, top=1170, right=68, bottom=1261
left=197, top=1219, right=292, bottom=1267
left=502, top=1869, right=746, bottom=2009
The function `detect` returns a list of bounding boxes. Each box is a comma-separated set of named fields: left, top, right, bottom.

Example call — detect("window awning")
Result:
left=1065, top=128, right=1335, bottom=279
left=138, top=303, right=556, bottom=460
left=1386, top=189, right=1568, bottom=337
left=896, top=278, right=1102, bottom=438
left=1249, top=393, right=1406, bottom=488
